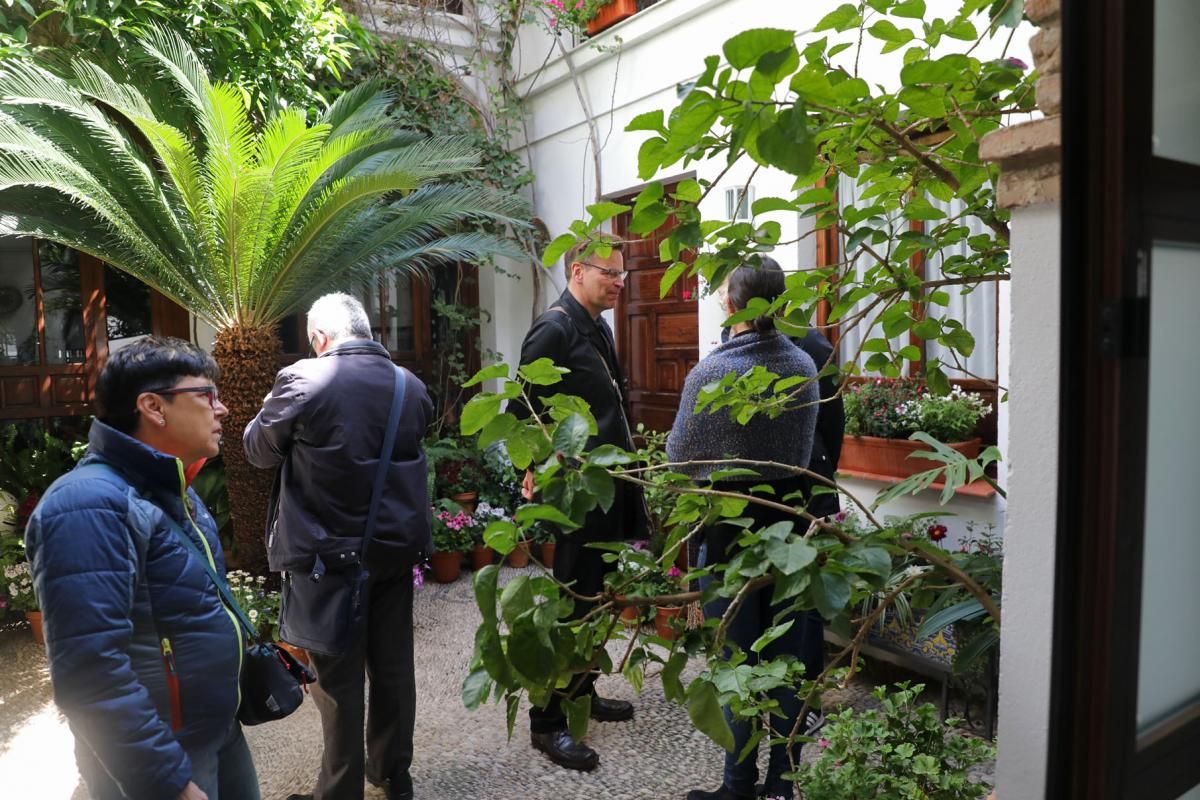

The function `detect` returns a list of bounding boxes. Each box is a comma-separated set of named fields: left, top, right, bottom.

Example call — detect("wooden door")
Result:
left=612, top=194, right=698, bottom=435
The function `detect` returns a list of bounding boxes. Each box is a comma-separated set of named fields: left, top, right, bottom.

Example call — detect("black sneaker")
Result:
left=802, top=709, right=826, bottom=736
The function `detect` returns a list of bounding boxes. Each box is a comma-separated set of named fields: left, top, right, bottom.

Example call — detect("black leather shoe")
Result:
left=530, top=728, right=600, bottom=771
left=685, top=786, right=755, bottom=800
left=590, top=695, right=634, bottom=722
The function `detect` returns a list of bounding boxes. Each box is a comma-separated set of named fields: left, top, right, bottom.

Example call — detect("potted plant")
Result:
left=429, top=436, right=488, bottom=515
left=841, top=379, right=991, bottom=480
left=586, top=0, right=638, bottom=35
left=539, top=0, right=637, bottom=38
left=644, top=565, right=685, bottom=640
left=2, top=539, right=40, bottom=644
left=430, top=506, right=474, bottom=583
left=531, top=523, right=556, bottom=567
left=507, top=534, right=533, bottom=568
left=604, top=541, right=653, bottom=624
left=470, top=502, right=508, bottom=570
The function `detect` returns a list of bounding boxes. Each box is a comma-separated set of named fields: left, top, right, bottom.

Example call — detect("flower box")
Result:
left=587, top=0, right=637, bottom=35
left=840, top=435, right=981, bottom=480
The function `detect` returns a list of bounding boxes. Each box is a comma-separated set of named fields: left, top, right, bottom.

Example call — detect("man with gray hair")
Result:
left=244, top=292, right=433, bottom=800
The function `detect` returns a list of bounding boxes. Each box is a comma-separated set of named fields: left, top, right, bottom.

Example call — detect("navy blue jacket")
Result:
left=25, top=421, right=242, bottom=799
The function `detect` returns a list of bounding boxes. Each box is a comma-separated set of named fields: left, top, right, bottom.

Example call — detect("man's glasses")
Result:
left=150, top=385, right=220, bottom=409
left=580, top=262, right=629, bottom=281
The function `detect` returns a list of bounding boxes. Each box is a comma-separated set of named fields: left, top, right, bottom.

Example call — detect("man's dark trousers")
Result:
left=528, top=533, right=610, bottom=733
left=308, top=564, right=415, bottom=800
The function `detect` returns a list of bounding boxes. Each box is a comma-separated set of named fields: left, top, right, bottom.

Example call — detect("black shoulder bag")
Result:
left=277, top=364, right=408, bottom=657
left=165, top=520, right=317, bottom=725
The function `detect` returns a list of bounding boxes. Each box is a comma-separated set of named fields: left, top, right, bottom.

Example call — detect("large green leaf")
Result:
left=722, top=28, right=796, bottom=71
left=687, top=678, right=736, bottom=751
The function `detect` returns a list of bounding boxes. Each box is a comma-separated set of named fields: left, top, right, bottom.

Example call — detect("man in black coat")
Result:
left=510, top=238, right=642, bottom=772
left=244, top=293, right=433, bottom=800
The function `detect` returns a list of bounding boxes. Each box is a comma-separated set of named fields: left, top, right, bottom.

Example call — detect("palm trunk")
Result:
left=212, top=324, right=282, bottom=577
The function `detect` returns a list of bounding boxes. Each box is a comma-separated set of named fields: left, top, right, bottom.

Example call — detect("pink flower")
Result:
left=818, top=738, right=831, bottom=749
left=667, top=566, right=682, bottom=579
left=412, top=564, right=425, bottom=588
left=1005, top=56, right=1029, bottom=70
left=682, top=289, right=692, bottom=300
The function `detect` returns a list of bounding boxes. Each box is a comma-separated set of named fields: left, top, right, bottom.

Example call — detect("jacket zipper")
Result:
left=160, top=637, right=183, bottom=731
left=175, top=459, right=244, bottom=705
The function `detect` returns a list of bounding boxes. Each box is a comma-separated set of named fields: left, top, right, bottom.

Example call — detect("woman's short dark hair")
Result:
left=726, top=256, right=786, bottom=334
left=96, top=336, right=220, bottom=434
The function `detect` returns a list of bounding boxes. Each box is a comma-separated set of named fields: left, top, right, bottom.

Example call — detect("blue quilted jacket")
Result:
left=25, top=421, right=243, bottom=799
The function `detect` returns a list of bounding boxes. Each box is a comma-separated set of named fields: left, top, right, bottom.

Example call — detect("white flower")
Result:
left=248, top=609, right=259, bottom=621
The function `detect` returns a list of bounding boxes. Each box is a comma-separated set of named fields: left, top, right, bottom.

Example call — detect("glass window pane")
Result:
left=1154, top=0, right=1200, bottom=164
left=38, top=243, right=85, bottom=365
left=360, top=285, right=383, bottom=343
left=1137, top=242, right=1200, bottom=734
left=102, top=265, right=152, bottom=355
left=0, top=237, right=37, bottom=365
left=385, top=272, right=415, bottom=353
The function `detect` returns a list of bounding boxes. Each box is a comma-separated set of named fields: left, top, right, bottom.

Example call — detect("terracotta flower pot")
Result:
left=450, top=492, right=478, bottom=516
left=839, top=435, right=982, bottom=480
left=25, top=610, right=43, bottom=646
left=471, top=544, right=494, bottom=571
left=587, top=0, right=637, bottom=35
left=276, top=640, right=310, bottom=667
left=430, top=551, right=463, bottom=583
left=655, top=605, right=684, bottom=640
left=540, top=541, right=556, bottom=567
left=617, top=596, right=639, bottom=625
left=507, top=539, right=532, bottom=568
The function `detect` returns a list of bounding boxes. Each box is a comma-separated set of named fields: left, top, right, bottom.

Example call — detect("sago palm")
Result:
left=0, top=28, right=526, bottom=575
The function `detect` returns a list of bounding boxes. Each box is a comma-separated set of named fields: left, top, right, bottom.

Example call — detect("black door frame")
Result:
left=1052, top=1, right=1200, bottom=797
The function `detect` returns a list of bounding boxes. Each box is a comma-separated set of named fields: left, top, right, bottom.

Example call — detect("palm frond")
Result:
left=0, top=31, right=528, bottom=330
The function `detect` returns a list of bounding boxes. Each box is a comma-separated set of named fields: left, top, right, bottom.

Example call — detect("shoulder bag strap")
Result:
left=79, top=462, right=260, bottom=643
left=361, top=365, right=407, bottom=557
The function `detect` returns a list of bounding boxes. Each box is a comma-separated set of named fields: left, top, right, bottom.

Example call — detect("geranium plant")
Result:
left=432, top=507, right=476, bottom=553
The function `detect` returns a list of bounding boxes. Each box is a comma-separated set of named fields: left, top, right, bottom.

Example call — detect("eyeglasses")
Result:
left=580, top=262, right=629, bottom=282
left=150, top=385, right=220, bottom=409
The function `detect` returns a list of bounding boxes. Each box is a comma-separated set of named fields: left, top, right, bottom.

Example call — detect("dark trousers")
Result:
left=528, top=535, right=611, bottom=734
left=701, top=476, right=825, bottom=800
left=704, top=588, right=823, bottom=800
left=309, top=567, right=415, bottom=800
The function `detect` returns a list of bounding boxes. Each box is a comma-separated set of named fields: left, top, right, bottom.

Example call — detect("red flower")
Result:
left=928, top=524, right=948, bottom=542
left=682, top=289, right=692, bottom=300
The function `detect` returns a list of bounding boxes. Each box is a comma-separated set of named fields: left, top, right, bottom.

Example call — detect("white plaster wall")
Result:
left=994, top=200, right=1060, bottom=799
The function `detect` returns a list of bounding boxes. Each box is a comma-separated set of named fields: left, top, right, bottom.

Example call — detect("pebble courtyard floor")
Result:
left=0, top=564, right=994, bottom=799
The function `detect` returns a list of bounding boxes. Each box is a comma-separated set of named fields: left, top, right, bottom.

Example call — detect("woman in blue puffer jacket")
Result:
left=25, top=336, right=258, bottom=800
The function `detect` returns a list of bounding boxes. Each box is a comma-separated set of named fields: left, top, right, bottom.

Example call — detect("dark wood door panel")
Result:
left=612, top=182, right=699, bottom=432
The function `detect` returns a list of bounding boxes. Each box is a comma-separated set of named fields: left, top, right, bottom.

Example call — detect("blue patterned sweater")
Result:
left=666, top=331, right=819, bottom=481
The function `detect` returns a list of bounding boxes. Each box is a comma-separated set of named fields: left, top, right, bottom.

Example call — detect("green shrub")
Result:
left=797, top=683, right=994, bottom=800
